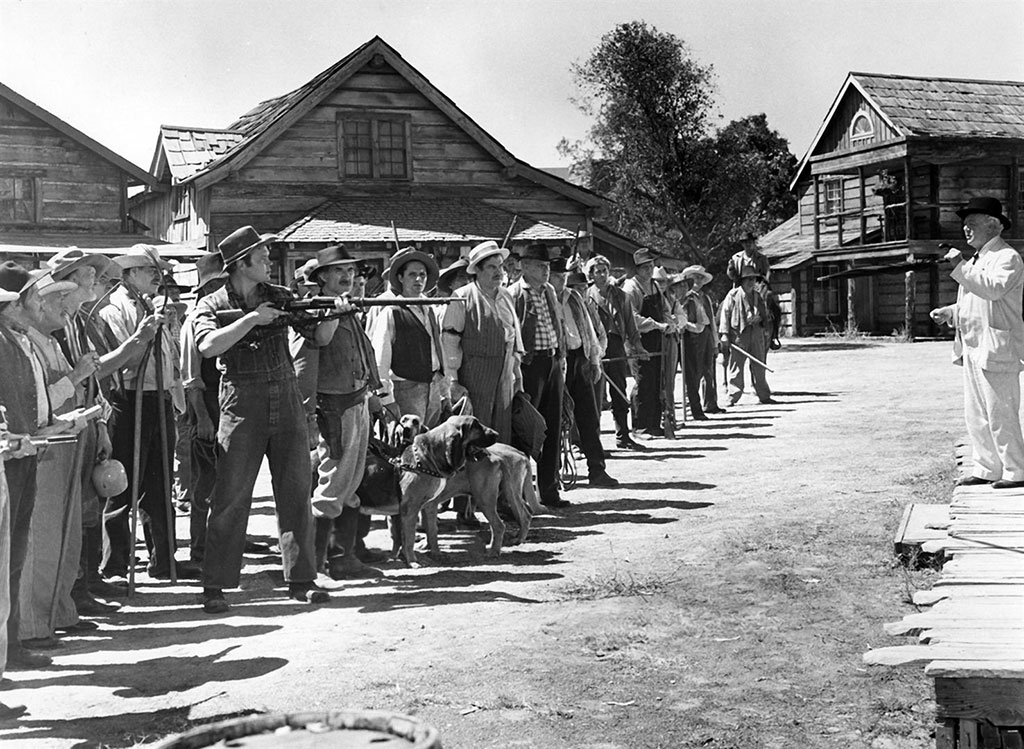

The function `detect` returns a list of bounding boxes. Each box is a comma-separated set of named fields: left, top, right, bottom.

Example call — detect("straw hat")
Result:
left=466, top=241, right=510, bottom=275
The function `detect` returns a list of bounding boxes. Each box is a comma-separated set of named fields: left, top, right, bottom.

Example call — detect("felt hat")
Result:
left=466, top=241, right=510, bottom=275
left=680, top=264, right=713, bottom=285
left=46, top=248, right=114, bottom=281
left=195, top=252, right=227, bottom=291
left=113, top=244, right=172, bottom=272
left=632, top=248, right=658, bottom=266
left=651, top=265, right=672, bottom=285
left=519, top=243, right=554, bottom=263
left=292, top=257, right=320, bottom=287
left=217, top=226, right=279, bottom=267
left=0, top=261, right=43, bottom=295
left=550, top=256, right=569, bottom=273
left=439, top=257, right=470, bottom=284
left=387, top=247, right=439, bottom=293
left=956, top=196, right=1011, bottom=230
left=311, top=245, right=357, bottom=281
left=566, top=270, right=589, bottom=288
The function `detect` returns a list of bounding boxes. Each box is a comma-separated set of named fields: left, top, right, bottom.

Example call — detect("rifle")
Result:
left=502, top=215, right=518, bottom=249
left=213, top=296, right=465, bottom=326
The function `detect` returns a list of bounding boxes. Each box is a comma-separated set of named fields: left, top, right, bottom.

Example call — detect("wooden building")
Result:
left=761, top=73, right=1024, bottom=338
left=0, top=82, right=160, bottom=266
left=130, top=36, right=640, bottom=281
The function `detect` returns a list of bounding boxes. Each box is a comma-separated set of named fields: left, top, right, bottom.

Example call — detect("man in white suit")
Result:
left=931, top=197, right=1024, bottom=489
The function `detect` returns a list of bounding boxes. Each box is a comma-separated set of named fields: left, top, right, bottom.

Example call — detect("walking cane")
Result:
left=729, top=341, right=775, bottom=373
left=151, top=307, right=178, bottom=585
left=127, top=339, right=152, bottom=597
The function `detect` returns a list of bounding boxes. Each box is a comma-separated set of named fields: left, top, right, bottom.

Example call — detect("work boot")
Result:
left=327, top=506, right=383, bottom=580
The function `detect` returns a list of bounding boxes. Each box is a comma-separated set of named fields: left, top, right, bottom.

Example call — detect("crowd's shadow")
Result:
left=557, top=497, right=713, bottom=514
left=348, top=587, right=542, bottom=613
left=781, top=342, right=877, bottom=352
left=3, top=707, right=260, bottom=749
left=678, top=432, right=773, bottom=441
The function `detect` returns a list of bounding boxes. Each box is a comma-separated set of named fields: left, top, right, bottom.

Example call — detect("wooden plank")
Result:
left=864, top=644, right=1024, bottom=667
left=935, top=677, right=1024, bottom=725
left=926, top=661, right=1024, bottom=679
left=959, top=719, right=979, bottom=749
left=935, top=719, right=956, bottom=749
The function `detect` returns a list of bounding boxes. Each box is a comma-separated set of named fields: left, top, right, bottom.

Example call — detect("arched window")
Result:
left=850, top=111, right=874, bottom=142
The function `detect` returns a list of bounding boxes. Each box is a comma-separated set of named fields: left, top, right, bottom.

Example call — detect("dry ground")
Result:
left=0, top=338, right=963, bottom=748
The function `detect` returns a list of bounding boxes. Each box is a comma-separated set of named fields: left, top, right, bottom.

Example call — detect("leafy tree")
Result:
left=560, top=21, right=797, bottom=270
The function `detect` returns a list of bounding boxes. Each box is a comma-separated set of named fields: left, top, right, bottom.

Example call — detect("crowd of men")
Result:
left=0, top=226, right=783, bottom=716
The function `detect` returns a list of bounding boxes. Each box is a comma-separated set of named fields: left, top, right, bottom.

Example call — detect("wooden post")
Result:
left=929, top=164, right=941, bottom=238
left=813, top=175, right=821, bottom=250
left=858, top=167, right=867, bottom=244
left=836, top=177, right=844, bottom=248
left=791, top=282, right=800, bottom=337
left=904, top=269, right=916, bottom=341
left=846, top=268, right=857, bottom=334
left=1011, top=157, right=1021, bottom=238
left=904, top=157, right=913, bottom=241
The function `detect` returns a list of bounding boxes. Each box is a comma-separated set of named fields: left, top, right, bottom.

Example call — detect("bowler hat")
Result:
left=114, top=244, right=172, bottom=272
left=519, top=243, right=554, bottom=263
left=194, top=252, right=226, bottom=291
left=956, top=196, right=1011, bottom=230
left=387, top=247, right=439, bottom=294
left=47, top=248, right=114, bottom=281
left=466, top=241, right=509, bottom=275
left=633, top=248, right=657, bottom=266
left=217, top=226, right=279, bottom=267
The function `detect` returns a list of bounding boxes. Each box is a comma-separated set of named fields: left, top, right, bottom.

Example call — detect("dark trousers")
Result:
left=520, top=351, right=565, bottom=497
left=696, top=328, right=719, bottom=410
left=202, top=378, right=316, bottom=590
left=634, top=340, right=664, bottom=432
left=565, top=348, right=605, bottom=474
left=683, top=333, right=706, bottom=419
left=6, top=456, right=36, bottom=649
left=103, top=390, right=175, bottom=577
left=188, top=388, right=220, bottom=563
left=598, top=334, right=631, bottom=439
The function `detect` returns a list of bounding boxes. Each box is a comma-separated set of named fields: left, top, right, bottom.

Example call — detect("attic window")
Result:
left=337, top=113, right=412, bottom=181
left=850, top=111, right=874, bottom=142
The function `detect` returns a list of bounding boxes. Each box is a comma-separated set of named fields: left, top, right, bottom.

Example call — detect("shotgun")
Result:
left=213, top=296, right=465, bottom=326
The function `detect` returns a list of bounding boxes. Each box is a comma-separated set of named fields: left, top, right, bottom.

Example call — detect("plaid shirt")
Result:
left=524, top=284, right=558, bottom=351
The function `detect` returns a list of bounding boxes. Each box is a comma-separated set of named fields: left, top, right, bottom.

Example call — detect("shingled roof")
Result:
left=277, top=198, right=575, bottom=245
left=153, top=126, right=244, bottom=181
left=853, top=73, right=1024, bottom=139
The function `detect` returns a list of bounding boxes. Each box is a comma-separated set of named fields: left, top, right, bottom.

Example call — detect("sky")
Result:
left=1, top=0, right=1023, bottom=175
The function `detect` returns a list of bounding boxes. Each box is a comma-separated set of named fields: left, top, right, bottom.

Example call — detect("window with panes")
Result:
left=338, top=114, right=410, bottom=180
left=0, top=177, right=36, bottom=223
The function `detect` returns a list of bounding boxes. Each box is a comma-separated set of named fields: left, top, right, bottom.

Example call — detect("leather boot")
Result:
left=327, top=506, right=383, bottom=579
left=313, top=516, right=333, bottom=576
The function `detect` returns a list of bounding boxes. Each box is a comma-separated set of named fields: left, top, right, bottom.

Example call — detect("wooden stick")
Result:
left=390, top=221, right=401, bottom=253
left=502, top=215, right=518, bottom=249
left=729, top=341, right=775, bottom=373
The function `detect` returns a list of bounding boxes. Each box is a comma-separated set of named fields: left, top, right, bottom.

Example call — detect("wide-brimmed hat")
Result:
left=680, top=264, right=713, bottom=285
left=633, top=248, right=658, bottom=266
left=388, top=247, right=439, bottom=293
left=47, top=248, right=114, bottom=281
left=651, top=266, right=672, bottom=285
left=520, top=243, right=554, bottom=263
left=217, top=226, right=279, bottom=267
left=195, top=252, right=227, bottom=291
left=466, top=241, right=510, bottom=275
left=439, top=257, right=469, bottom=284
left=0, top=261, right=46, bottom=296
left=311, top=245, right=357, bottom=282
left=550, top=256, right=569, bottom=274
left=566, top=270, right=589, bottom=288
left=292, top=257, right=320, bottom=287
left=114, top=244, right=172, bottom=272
left=956, top=196, right=1011, bottom=230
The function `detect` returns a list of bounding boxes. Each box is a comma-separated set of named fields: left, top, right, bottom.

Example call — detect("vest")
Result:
left=0, top=322, right=40, bottom=434
left=318, top=316, right=375, bottom=396
left=462, top=284, right=507, bottom=360
left=390, top=307, right=433, bottom=383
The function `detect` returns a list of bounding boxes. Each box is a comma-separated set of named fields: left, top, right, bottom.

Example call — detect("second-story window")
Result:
left=0, top=176, right=37, bottom=223
left=338, top=114, right=411, bottom=180
left=823, top=178, right=843, bottom=222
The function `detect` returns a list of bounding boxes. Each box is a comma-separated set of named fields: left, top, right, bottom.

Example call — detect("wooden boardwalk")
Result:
left=865, top=441, right=1024, bottom=749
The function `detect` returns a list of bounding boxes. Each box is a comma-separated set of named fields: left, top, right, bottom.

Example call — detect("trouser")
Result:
left=520, top=351, right=565, bottom=497
left=633, top=341, right=664, bottom=432
left=598, top=334, right=631, bottom=440
left=1, top=464, right=11, bottom=674
left=102, top=390, right=175, bottom=577
left=173, top=410, right=191, bottom=503
left=392, top=374, right=443, bottom=429
left=5, top=457, right=36, bottom=651
left=565, top=347, right=605, bottom=475
left=726, top=326, right=771, bottom=403
left=311, top=393, right=370, bottom=520
left=202, top=378, right=317, bottom=590
left=188, top=389, right=220, bottom=563
left=963, top=354, right=1024, bottom=482
left=76, top=423, right=102, bottom=591
left=695, top=328, right=719, bottom=410
left=682, top=333, right=705, bottom=419
left=20, top=438, right=83, bottom=639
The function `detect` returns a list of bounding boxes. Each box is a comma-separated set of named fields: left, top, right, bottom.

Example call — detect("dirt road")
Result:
left=0, top=339, right=962, bottom=748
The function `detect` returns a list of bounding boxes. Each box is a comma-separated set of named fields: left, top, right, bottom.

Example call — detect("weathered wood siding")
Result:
left=131, top=184, right=210, bottom=246
left=0, top=96, right=125, bottom=233
left=813, top=87, right=900, bottom=157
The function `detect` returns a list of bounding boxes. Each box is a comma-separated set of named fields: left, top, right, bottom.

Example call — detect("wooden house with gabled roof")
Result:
left=761, top=72, right=1024, bottom=337
left=0, top=81, right=162, bottom=264
left=131, top=36, right=639, bottom=281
